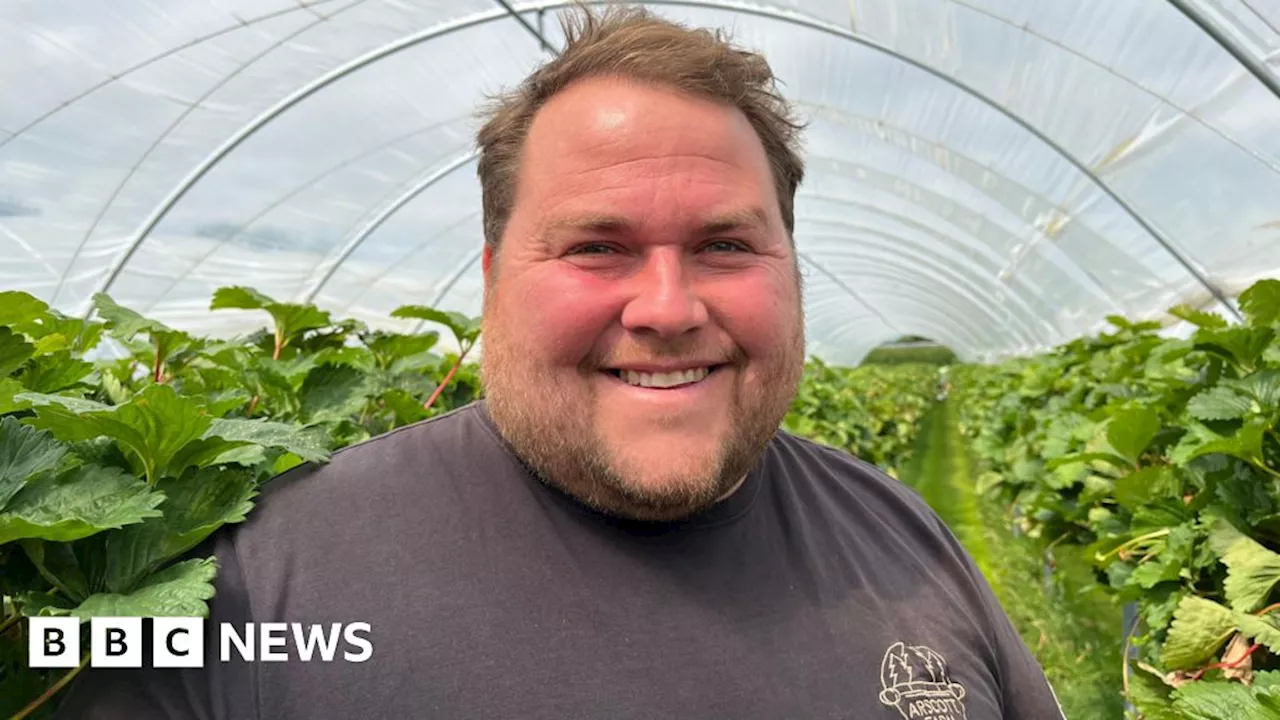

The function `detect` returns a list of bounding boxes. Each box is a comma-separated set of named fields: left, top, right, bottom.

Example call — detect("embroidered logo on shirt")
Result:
left=877, top=641, right=967, bottom=719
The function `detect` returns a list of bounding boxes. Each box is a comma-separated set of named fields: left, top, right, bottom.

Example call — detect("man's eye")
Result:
left=568, top=243, right=617, bottom=255
left=704, top=240, right=748, bottom=252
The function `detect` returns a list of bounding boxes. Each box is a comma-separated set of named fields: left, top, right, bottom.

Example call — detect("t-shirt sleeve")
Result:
left=53, top=529, right=257, bottom=720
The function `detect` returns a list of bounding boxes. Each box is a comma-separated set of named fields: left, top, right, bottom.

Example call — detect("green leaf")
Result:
left=381, top=388, right=429, bottom=426
left=300, top=364, right=373, bottom=423
left=21, top=539, right=91, bottom=602
left=205, top=418, right=330, bottom=463
left=1187, top=386, right=1255, bottom=421
left=102, top=468, right=255, bottom=593
left=14, top=589, right=77, bottom=617
left=73, top=557, right=218, bottom=618
left=0, top=291, right=50, bottom=326
left=0, top=377, right=27, bottom=414
left=1225, top=369, right=1280, bottom=409
left=44, top=314, right=105, bottom=353
left=1172, top=678, right=1280, bottom=720
left=18, top=350, right=93, bottom=392
left=1235, top=612, right=1280, bottom=654
left=0, top=464, right=165, bottom=544
left=1265, top=340, right=1280, bottom=367
left=1210, top=520, right=1280, bottom=612
left=390, top=305, right=482, bottom=346
left=1196, top=326, right=1275, bottom=370
left=268, top=303, right=331, bottom=343
left=1129, top=524, right=1196, bottom=589
left=33, top=332, right=70, bottom=355
left=1044, top=451, right=1133, bottom=471
left=92, top=293, right=172, bottom=339
left=17, top=391, right=109, bottom=414
left=21, top=403, right=106, bottom=448
left=1172, top=420, right=1266, bottom=465
left=1241, top=279, right=1280, bottom=327
left=203, top=388, right=252, bottom=417
left=1114, top=466, right=1178, bottom=511
left=1161, top=596, right=1236, bottom=669
left=21, top=385, right=214, bottom=484
left=0, top=416, right=66, bottom=509
left=100, top=368, right=133, bottom=405
left=212, top=287, right=331, bottom=348
left=0, top=326, right=35, bottom=377
left=209, top=286, right=274, bottom=311
left=96, top=385, right=214, bottom=484
left=312, top=345, right=376, bottom=372
left=166, top=436, right=256, bottom=478
left=365, top=331, right=438, bottom=368
left=1144, top=585, right=1188, bottom=636
left=1106, top=405, right=1161, bottom=464
left=1169, top=304, right=1230, bottom=330
left=1126, top=669, right=1179, bottom=720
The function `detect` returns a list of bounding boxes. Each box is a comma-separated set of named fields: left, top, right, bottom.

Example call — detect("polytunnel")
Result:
left=4, top=0, right=1280, bottom=365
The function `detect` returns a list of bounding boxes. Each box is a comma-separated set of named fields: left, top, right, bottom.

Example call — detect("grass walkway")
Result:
left=904, top=398, right=993, bottom=579
left=902, top=398, right=1126, bottom=719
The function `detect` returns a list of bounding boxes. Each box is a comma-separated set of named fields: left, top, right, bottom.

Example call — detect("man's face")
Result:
left=481, top=76, right=805, bottom=521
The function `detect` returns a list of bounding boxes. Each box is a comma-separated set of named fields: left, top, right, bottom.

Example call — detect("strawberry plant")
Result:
left=784, top=359, right=939, bottom=478
left=954, top=278, right=1280, bottom=718
left=0, top=288, right=482, bottom=719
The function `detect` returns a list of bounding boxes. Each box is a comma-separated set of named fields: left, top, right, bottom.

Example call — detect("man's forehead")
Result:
left=524, top=77, right=760, bottom=163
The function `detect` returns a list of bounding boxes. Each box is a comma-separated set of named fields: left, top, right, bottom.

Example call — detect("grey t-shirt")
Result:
left=60, top=401, right=1064, bottom=719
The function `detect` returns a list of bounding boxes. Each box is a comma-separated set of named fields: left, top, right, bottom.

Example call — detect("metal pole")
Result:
left=299, top=151, right=479, bottom=303
left=89, top=4, right=520, bottom=312
left=1166, top=0, right=1280, bottom=101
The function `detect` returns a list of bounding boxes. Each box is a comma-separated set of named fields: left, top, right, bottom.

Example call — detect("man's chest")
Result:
left=255, top=557, right=1005, bottom=720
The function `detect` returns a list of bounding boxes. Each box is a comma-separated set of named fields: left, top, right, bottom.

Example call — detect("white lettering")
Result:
left=220, top=623, right=255, bottom=662
left=292, top=623, right=342, bottom=662
left=906, top=697, right=961, bottom=719
left=343, top=622, right=373, bottom=662
left=260, top=623, right=289, bottom=661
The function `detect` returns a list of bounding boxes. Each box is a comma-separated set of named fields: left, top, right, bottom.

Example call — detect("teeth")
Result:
left=620, top=367, right=710, bottom=388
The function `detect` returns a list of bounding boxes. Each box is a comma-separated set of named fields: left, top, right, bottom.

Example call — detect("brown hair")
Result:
left=475, top=3, right=806, bottom=251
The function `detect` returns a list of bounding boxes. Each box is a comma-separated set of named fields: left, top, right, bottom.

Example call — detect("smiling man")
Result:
left=479, top=67, right=806, bottom=524
left=61, top=6, right=1064, bottom=720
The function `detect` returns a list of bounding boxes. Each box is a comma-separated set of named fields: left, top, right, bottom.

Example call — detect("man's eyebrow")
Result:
left=542, top=207, right=770, bottom=236
left=699, top=207, right=770, bottom=234
left=544, top=214, right=633, bottom=235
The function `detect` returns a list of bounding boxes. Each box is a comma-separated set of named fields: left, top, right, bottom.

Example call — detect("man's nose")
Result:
left=619, top=248, right=709, bottom=337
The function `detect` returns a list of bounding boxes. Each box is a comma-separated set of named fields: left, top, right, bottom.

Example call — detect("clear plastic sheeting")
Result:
left=2, top=0, right=1279, bottom=365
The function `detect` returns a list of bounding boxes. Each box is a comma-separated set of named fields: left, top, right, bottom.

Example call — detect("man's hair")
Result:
left=475, top=3, right=806, bottom=251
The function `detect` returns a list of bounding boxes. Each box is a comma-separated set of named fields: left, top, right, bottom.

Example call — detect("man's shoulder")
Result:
left=765, top=429, right=948, bottom=537
left=231, top=401, right=508, bottom=538
left=769, top=430, right=929, bottom=503
left=267, top=401, right=492, bottom=486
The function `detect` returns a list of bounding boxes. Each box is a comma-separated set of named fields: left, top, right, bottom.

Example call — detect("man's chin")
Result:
left=616, top=469, right=723, bottom=504
left=564, top=446, right=735, bottom=519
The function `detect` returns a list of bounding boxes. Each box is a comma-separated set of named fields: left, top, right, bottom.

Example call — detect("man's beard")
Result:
left=480, top=319, right=804, bottom=522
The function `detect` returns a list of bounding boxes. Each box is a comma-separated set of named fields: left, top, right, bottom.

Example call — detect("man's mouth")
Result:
left=604, top=365, right=724, bottom=389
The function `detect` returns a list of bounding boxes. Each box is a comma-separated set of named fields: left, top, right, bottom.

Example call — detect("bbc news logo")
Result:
left=29, top=617, right=373, bottom=668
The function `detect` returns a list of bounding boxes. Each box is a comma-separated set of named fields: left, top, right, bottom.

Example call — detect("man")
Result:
left=62, top=6, right=1064, bottom=719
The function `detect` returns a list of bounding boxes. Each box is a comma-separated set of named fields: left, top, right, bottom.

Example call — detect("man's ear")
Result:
left=482, top=243, right=494, bottom=275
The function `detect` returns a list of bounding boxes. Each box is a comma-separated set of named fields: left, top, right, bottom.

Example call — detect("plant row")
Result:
left=953, top=279, right=1280, bottom=719
left=782, top=358, right=940, bottom=479
left=0, top=287, right=482, bottom=718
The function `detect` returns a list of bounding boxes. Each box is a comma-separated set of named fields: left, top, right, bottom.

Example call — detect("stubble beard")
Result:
left=481, top=306, right=805, bottom=523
